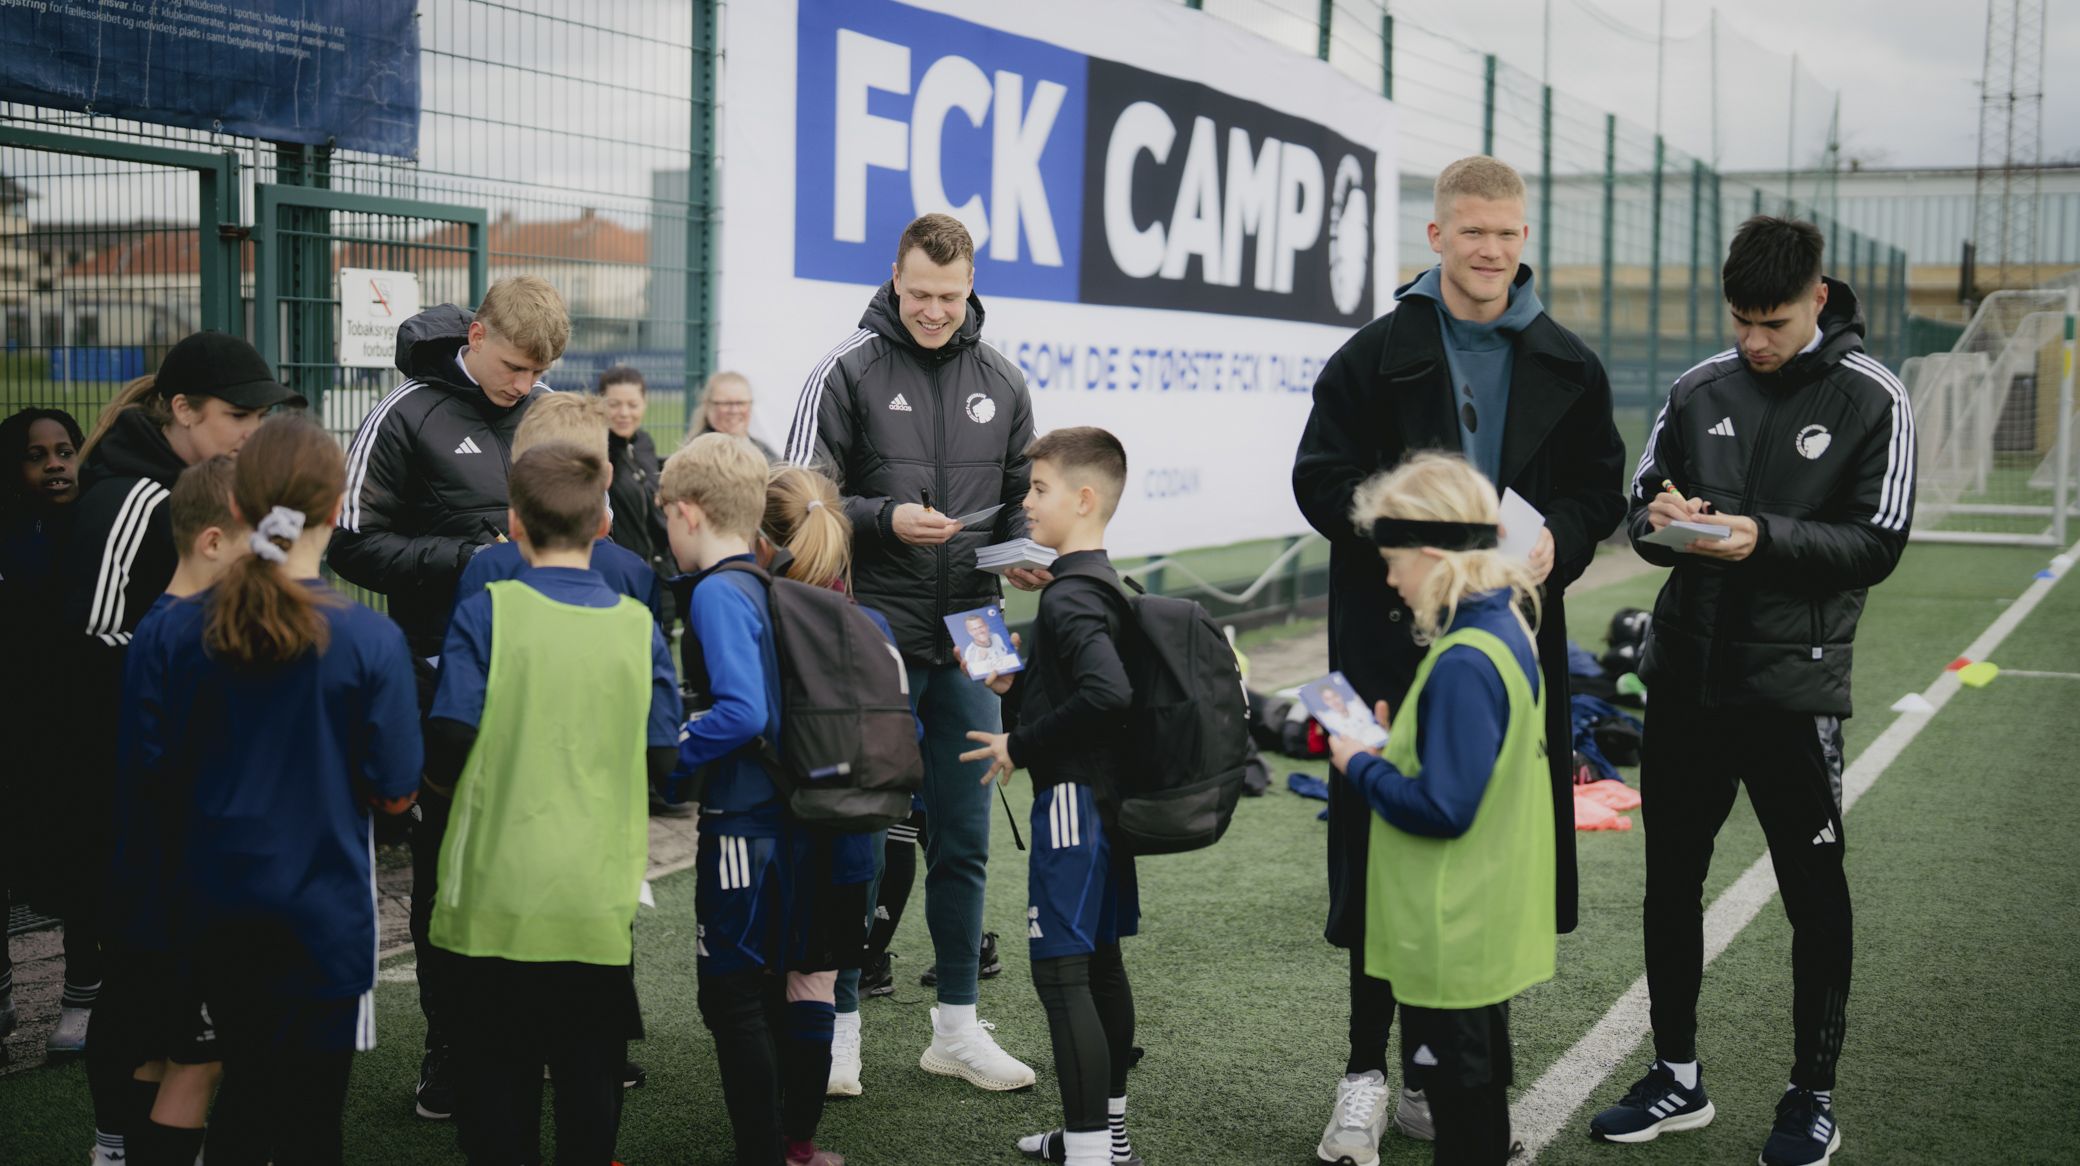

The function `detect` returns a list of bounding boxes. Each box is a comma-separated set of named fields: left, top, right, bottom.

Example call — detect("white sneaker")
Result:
left=919, top=1006, right=1035, bottom=1091
left=48, top=1006, right=91, bottom=1057
left=1317, top=1070, right=1390, bottom=1166
left=1393, top=1086, right=1435, bottom=1140
left=828, top=1010, right=863, bottom=1096
left=88, top=1144, right=126, bottom=1165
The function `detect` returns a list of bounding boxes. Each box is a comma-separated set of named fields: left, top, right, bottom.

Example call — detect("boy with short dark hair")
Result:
left=426, top=441, right=681, bottom=1166
left=663, top=431, right=848, bottom=1166
left=963, top=426, right=1143, bottom=1166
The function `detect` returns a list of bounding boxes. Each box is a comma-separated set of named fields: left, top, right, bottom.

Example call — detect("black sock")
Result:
left=1087, top=944, right=1136, bottom=1098
left=1032, top=954, right=1110, bottom=1134
left=699, top=970, right=783, bottom=1166
left=128, top=1120, right=205, bottom=1166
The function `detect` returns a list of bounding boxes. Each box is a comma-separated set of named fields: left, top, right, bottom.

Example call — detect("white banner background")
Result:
left=718, top=0, right=1399, bottom=557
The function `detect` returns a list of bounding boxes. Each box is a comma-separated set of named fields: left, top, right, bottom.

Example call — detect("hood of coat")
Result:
left=1791, top=276, right=1867, bottom=380
left=859, top=280, right=986, bottom=362
left=394, top=304, right=482, bottom=391
left=1395, top=263, right=1546, bottom=336
left=79, top=405, right=186, bottom=498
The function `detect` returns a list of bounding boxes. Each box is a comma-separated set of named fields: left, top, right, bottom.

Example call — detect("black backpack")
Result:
left=688, top=562, right=924, bottom=832
left=1050, top=561, right=1252, bottom=855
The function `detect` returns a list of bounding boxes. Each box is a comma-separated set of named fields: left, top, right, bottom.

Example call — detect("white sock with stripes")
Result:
left=1108, top=1095, right=1132, bottom=1159
left=1662, top=1059, right=1698, bottom=1090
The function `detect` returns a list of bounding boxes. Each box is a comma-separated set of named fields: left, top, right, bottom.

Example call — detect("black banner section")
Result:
left=1077, top=57, right=1376, bottom=327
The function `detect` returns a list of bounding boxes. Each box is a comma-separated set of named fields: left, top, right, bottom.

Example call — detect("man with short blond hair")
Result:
left=788, top=211, right=1039, bottom=1098
left=330, top=273, right=569, bottom=1121
left=1294, top=154, right=1626, bottom=1162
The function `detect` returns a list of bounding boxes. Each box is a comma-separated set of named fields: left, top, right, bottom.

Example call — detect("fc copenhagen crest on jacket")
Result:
left=1796, top=424, right=1832, bottom=460
left=966, top=393, right=997, bottom=424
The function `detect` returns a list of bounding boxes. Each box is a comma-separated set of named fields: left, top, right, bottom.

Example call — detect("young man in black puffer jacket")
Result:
left=328, top=274, right=568, bottom=1121
left=1590, top=216, right=1916, bottom=1166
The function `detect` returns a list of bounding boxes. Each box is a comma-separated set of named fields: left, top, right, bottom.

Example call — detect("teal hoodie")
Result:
left=1399, top=265, right=1545, bottom=484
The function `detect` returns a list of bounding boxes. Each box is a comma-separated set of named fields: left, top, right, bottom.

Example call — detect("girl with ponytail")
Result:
left=762, top=464, right=923, bottom=1102
left=137, top=414, right=422, bottom=1162
left=1328, top=451, right=1553, bottom=1165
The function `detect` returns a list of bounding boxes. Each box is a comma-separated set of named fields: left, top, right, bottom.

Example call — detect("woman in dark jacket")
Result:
left=596, top=366, right=675, bottom=623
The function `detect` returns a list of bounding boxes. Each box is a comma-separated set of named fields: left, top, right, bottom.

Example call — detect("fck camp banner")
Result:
left=720, top=0, right=1399, bottom=556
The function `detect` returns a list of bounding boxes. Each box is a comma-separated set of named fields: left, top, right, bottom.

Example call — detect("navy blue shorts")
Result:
left=1026, top=784, right=1139, bottom=961
left=696, top=820, right=872, bottom=976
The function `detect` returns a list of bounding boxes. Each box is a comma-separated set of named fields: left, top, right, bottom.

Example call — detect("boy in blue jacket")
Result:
left=663, top=433, right=844, bottom=1166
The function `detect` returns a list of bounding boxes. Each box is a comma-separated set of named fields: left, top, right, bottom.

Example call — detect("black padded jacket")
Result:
left=1628, top=278, right=1915, bottom=716
left=784, top=282, right=1035, bottom=665
left=327, top=305, right=548, bottom=658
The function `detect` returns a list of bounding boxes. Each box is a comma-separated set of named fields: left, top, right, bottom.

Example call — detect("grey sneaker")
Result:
left=46, top=1005, right=90, bottom=1057
left=1317, top=1070, right=1390, bottom=1166
left=1393, top=1086, right=1435, bottom=1140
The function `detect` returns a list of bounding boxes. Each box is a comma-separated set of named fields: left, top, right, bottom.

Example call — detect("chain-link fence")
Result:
left=1, top=0, right=705, bottom=454
left=3, top=0, right=1923, bottom=623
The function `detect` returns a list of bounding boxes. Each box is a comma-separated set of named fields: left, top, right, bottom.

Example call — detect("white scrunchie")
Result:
left=806, top=498, right=824, bottom=511
left=249, top=505, right=307, bottom=564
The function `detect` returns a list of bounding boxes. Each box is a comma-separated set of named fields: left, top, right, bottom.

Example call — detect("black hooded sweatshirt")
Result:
left=56, top=406, right=190, bottom=872
left=784, top=282, right=1036, bottom=664
left=328, top=305, right=548, bottom=659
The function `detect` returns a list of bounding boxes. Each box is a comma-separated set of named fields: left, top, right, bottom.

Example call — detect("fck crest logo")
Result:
left=1796, top=424, right=1832, bottom=460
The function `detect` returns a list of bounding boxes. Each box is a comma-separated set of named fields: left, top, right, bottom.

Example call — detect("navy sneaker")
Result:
left=1760, top=1088, right=1840, bottom=1165
left=1588, top=1062, right=1716, bottom=1143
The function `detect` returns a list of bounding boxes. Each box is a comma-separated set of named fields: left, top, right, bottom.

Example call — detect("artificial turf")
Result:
left=3, top=543, right=2074, bottom=1164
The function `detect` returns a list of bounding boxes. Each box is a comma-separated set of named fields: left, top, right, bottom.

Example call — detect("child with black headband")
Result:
left=1326, top=451, right=1554, bottom=1166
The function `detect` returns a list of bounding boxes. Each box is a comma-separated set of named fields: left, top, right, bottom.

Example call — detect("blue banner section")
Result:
left=795, top=0, right=1086, bottom=302
left=0, top=0, right=419, bottom=158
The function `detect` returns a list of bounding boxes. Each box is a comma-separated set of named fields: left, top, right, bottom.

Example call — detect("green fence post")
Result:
left=1711, top=170, right=1724, bottom=307
left=1648, top=135, right=1664, bottom=395
left=1317, top=0, right=1331, bottom=61
left=689, top=0, right=721, bottom=391
left=271, top=143, right=335, bottom=412
left=1481, top=55, right=1497, bottom=154
left=1381, top=12, right=1393, bottom=100
left=1688, top=158, right=1704, bottom=367
left=1539, top=83, right=1553, bottom=285
left=1892, top=247, right=1909, bottom=366
left=1752, top=187, right=1763, bottom=219
left=1600, top=114, right=1616, bottom=372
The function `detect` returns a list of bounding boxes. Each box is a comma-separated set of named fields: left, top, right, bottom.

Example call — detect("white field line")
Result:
left=1513, top=543, right=2080, bottom=1161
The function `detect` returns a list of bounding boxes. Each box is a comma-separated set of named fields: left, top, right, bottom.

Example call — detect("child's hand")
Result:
left=961, top=731, right=1016, bottom=785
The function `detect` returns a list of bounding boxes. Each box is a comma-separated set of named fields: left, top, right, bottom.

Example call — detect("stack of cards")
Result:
left=976, top=538, right=1058, bottom=576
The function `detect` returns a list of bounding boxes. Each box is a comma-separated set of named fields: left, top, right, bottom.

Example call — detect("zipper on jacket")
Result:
left=1808, top=598, right=1824, bottom=661
left=1701, top=391, right=1781, bottom=705
left=931, top=359, right=949, bottom=647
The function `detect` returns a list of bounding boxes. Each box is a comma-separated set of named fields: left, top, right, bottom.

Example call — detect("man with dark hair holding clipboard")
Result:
left=1293, top=155, right=1626, bottom=1164
left=1590, top=216, right=1915, bottom=1166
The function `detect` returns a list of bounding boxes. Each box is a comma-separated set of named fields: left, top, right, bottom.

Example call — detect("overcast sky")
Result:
left=1378, top=0, right=2080, bottom=171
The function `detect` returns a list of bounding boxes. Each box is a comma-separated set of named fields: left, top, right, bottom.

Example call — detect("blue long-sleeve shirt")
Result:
left=1341, top=589, right=1540, bottom=838
left=674, top=557, right=783, bottom=830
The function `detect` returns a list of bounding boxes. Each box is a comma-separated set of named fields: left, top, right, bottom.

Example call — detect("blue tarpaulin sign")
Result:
left=0, top=0, right=419, bottom=158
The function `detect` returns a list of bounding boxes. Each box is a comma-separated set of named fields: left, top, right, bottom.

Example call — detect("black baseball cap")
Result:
left=155, top=332, right=307, bottom=410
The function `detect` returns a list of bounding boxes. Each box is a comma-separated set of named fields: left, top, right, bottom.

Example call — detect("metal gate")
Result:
left=0, top=126, right=240, bottom=428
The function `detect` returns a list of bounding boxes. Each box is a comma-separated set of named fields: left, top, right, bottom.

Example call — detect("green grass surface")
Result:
left=4, top=544, right=2076, bottom=1164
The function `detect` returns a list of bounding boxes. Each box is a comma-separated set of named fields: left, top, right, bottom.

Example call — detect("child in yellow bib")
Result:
left=1326, top=453, right=1555, bottom=1166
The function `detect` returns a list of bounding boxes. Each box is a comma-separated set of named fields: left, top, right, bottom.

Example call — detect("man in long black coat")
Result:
left=1292, top=155, right=1627, bottom=1162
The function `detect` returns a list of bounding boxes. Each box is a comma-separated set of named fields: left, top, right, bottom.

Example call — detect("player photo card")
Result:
left=1299, top=671, right=1388, bottom=749
left=946, top=605, right=1024, bottom=681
